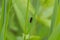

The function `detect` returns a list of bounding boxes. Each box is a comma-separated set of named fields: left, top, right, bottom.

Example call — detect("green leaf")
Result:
left=7, top=31, right=17, bottom=40
left=12, top=1, right=25, bottom=32
left=49, top=24, right=60, bottom=40
left=50, top=0, right=60, bottom=33
left=49, top=0, right=60, bottom=40
left=30, top=35, right=40, bottom=40
left=12, top=0, right=35, bottom=34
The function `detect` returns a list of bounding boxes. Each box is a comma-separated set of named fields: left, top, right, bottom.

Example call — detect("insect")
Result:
left=30, top=17, right=33, bottom=23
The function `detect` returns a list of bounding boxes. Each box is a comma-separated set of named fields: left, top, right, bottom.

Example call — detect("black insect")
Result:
left=30, top=17, right=33, bottom=23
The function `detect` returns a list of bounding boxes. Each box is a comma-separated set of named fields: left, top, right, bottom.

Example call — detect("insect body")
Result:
left=30, top=17, right=33, bottom=23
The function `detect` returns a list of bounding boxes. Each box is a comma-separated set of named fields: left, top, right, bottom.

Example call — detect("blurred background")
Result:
left=0, top=0, right=60, bottom=40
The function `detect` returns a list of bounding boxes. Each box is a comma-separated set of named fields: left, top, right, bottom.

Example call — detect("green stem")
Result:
left=24, top=0, right=30, bottom=40
left=49, top=0, right=59, bottom=37
left=0, top=0, right=12, bottom=40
